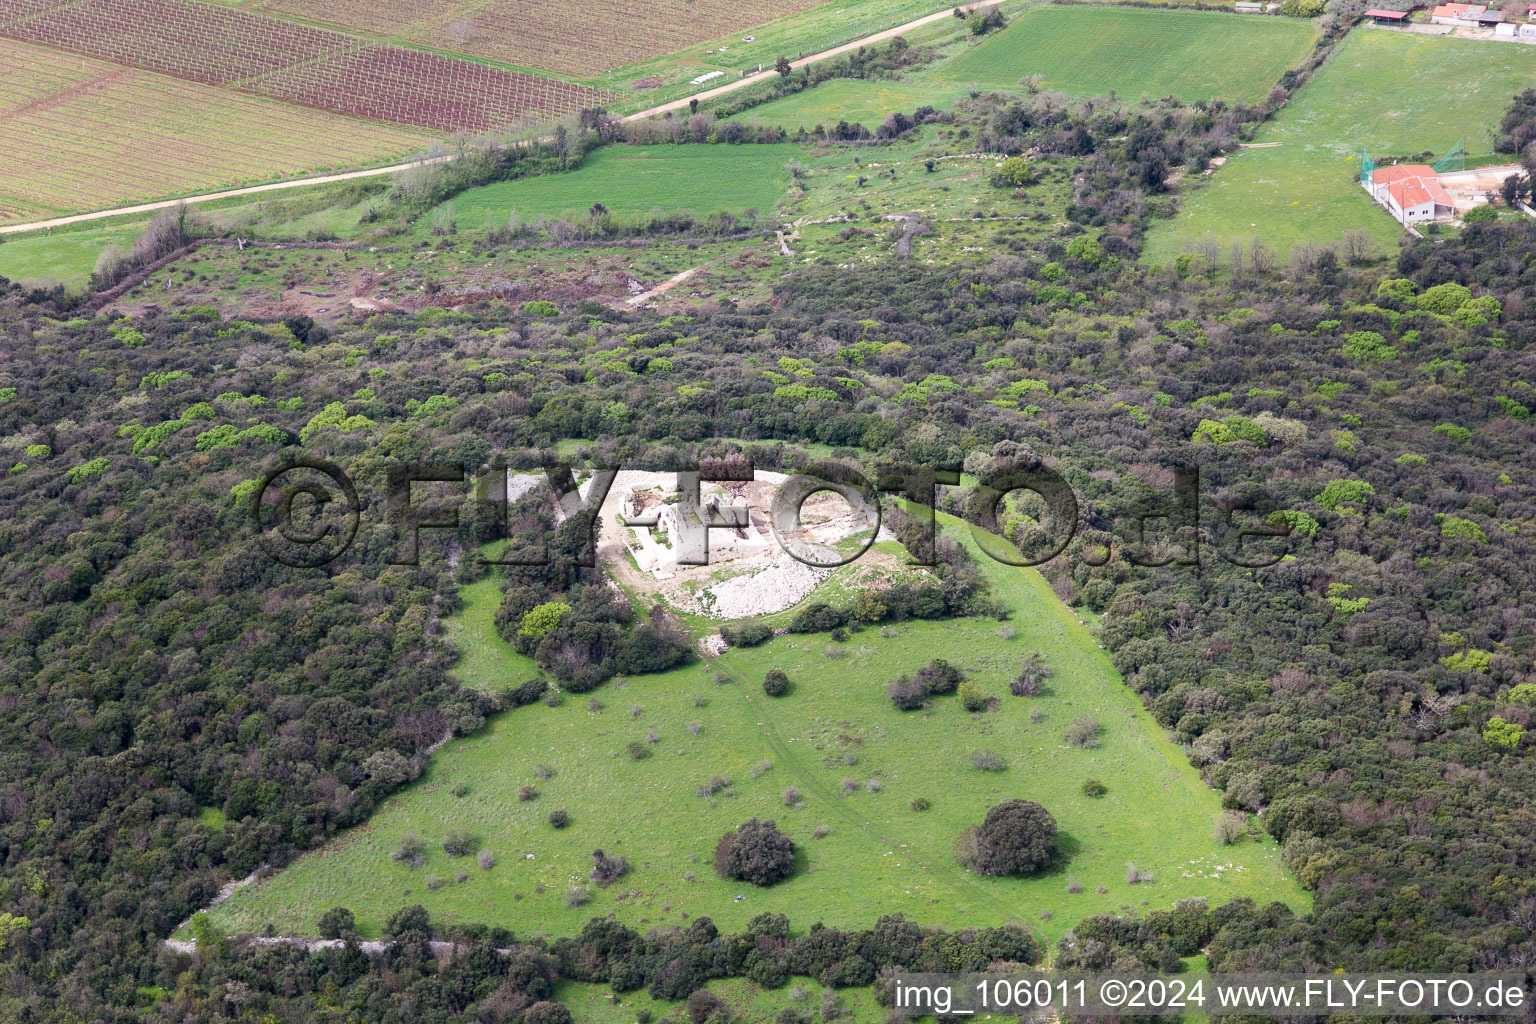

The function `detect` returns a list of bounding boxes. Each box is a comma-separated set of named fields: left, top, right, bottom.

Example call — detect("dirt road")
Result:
left=0, top=0, right=1006, bottom=238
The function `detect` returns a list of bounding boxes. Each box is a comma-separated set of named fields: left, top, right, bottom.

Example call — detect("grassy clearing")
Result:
left=421, top=145, right=801, bottom=233
left=1144, top=29, right=1536, bottom=263
left=934, top=6, right=1316, bottom=106
left=208, top=514, right=1304, bottom=945
left=727, top=79, right=973, bottom=130
left=0, top=221, right=146, bottom=287
left=556, top=976, right=886, bottom=1024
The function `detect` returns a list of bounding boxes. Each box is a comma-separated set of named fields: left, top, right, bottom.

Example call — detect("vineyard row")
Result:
left=0, top=0, right=613, bottom=132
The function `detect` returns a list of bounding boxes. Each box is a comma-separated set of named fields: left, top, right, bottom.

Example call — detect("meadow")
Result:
left=934, top=6, right=1317, bottom=107
left=422, top=144, right=801, bottom=231
left=1143, top=28, right=1536, bottom=263
left=727, top=78, right=973, bottom=131
left=207, top=516, right=1305, bottom=946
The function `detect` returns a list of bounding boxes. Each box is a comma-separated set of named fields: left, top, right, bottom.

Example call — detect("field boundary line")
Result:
left=0, top=0, right=1006, bottom=236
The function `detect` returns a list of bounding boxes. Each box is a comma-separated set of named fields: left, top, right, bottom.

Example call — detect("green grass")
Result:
left=198, top=806, right=227, bottom=832
left=556, top=976, right=886, bottom=1024
left=1144, top=29, right=1536, bottom=263
left=0, top=221, right=145, bottom=287
left=934, top=6, right=1317, bottom=106
left=422, top=145, right=801, bottom=233
left=208, top=514, right=1304, bottom=945
left=728, top=79, right=973, bottom=130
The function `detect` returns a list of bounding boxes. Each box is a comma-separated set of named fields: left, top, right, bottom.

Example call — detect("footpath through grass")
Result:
left=934, top=6, right=1317, bottom=106
left=209, top=514, right=1304, bottom=946
left=1144, top=28, right=1536, bottom=263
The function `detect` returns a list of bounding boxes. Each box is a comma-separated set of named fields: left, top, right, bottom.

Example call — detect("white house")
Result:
left=1364, top=164, right=1455, bottom=224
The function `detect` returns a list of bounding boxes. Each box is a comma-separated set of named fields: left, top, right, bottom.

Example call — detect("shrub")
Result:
left=959, top=799, right=1057, bottom=876
left=1125, top=861, right=1154, bottom=883
left=627, top=741, right=651, bottom=760
left=688, top=990, right=723, bottom=1024
left=1082, top=778, right=1107, bottom=798
left=783, top=786, right=802, bottom=807
left=886, top=675, right=928, bottom=710
left=958, top=681, right=989, bottom=713
left=518, top=785, right=538, bottom=801
left=1064, top=717, right=1102, bottom=748
left=971, top=749, right=1006, bottom=772
left=526, top=1003, right=573, bottom=1024
left=590, top=849, right=629, bottom=886
left=451, top=783, right=470, bottom=798
left=715, top=818, right=796, bottom=886
left=391, top=833, right=426, bottom=868
left=363, top=749, right=417, bottom=787
left=317, top=907, right=355, bottom=939
left=443, top=831, right=478, bottom=856
left=697, top=774, right=731, bottom=798
left=1463, top=204, right=1497, bottom=224
left=790, top=602, right=848, bottom=633
left=764, top=668, right=790, bottom=697
left=722, top=621, right=773, bottom=647
left=503, top=677, right=548, bottom=708
left=812, top=826, right=830, bottom=839
left=478, top=851, right=496, bottom=870
left=548, top=809, right=570, bottom=828
left=1214, top=810, right=1249, bottom=845
left=991, top=156, right=1034, bottom=188
left=1066, top=878, right=1083, bottom=893
left=915, top=658, right=963, bottom=694
left=564, top=886, right=592, bottom=907
left=1011, top=653, right=1050, bottom=696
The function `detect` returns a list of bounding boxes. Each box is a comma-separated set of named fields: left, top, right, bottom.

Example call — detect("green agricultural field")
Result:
left=1144, top=29, right=1536, bottom=264
left=934, top=6, right=1317, bottom=106
left=727, top=79, right=972, bottom=131
left=207, top=516, right=1304, bottom=945
left=422, top=145, right=801, bottom=233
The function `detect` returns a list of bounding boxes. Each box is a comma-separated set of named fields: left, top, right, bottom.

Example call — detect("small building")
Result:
left=1365, top=8, right=1409, bottom=22
left=1475, top=9, right=1505, bottom=24
left=1430, top=2, right=1485, bottom=23
left=1495, top=20, right=1517, bottom=33
left=1364, top=164, right=1455, bottom=224
left=1520, top=20, right=1536, bottom=34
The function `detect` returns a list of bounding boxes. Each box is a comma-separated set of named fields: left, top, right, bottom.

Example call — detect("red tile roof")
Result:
left=1374, top=164, right=1452, bottom=210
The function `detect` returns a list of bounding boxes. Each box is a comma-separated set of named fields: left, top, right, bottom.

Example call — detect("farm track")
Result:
left=0, top=0, right=1005, bottom=236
